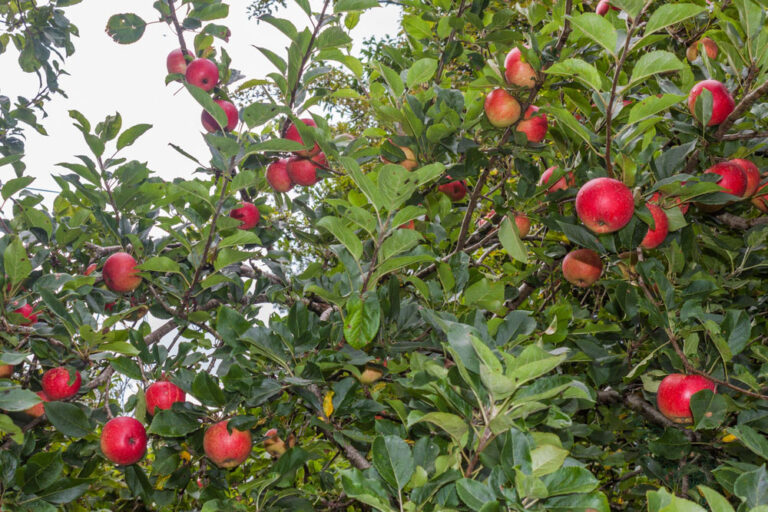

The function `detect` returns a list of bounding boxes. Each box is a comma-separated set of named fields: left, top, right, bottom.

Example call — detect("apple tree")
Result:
left=2, top=0, right=768, bottom=510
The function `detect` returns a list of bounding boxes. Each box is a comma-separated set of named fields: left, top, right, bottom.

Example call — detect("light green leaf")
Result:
left=498, top=216, right=528, bottom=263
left=629, top=51, right=684, bottom=87
left=570, top=13, right=617, bottom=55
left=317, top=216, right=363, bottom=261
left=406, top=58, right=438, bottom=88
left=547, top=58, right=604, bottom=92
left=138, top=256, right=180, bottom=274
left=644, top=4, right=707, bottom=36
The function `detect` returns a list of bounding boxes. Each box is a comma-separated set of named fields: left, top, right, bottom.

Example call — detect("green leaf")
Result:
left=343, top=293, right=380, bottom=349
left=341, top=469, right=397, bottom=512
left=372, top=436, right=414, bottom=491
left=218, top=230, right=261, bottom=248
left=316, top=27, right=352, bottom=49
left=407, top=411, right=467, bottom=445
left=726, top=425, right=768, bottom=460
left=644, top=4, right=707, bottom=36
left=138, top=256, right=180, bottom=274
left=340, top=157, right=385, bottom=211
left=378, top=164, right=417, bottom=210
left=2, top=176, right=34, bottom=200
left=116, top=124, right=152, bottom=150
left=335, top=0, right=379, bottom=12
left=456, top=479, right=497, bottom=510
left=498, top=216, right=528, bottom=263
left=369, top=254, right=433, bottom=286
left=106, top=13, right=146, bottom=44
left=0, top=413, right=23, bottom=444
left=697, top=486, right=735, bottom=512
left=628, top=94, right=686, bottom=124
left=542, top=466, right=599, bottom=496
left=547, top=58, right=604, bottom=92
left=242, top=102, right=286, bottom=128
left=733, top=465, right=768, bottom=509
left=148, top=409, right=200, bottom=437
left=531, top=444, right=568, bottom=477
left=570, top=13, right=617, bottom=55
left=44, top=402, right=91, bottom=438
left=380, top=229, right=421, bottom=261
left=406, top=58, right=438, bottom=88
left=184, top=83, right=227, bottom=130
left=317, top=216, right=363, bottom=261
left=0, top=388, right=40, bottom=411
left=378, top=63, right=405, bottom=97
left=506, top=345, right=566, bottom=388
left=629, top=51, right=684, bottom=87
left=191, top=373, right=226, bottom=406
left=690, top=389, right=727, bottom=430
left=4, top=237, right=32, bottom=283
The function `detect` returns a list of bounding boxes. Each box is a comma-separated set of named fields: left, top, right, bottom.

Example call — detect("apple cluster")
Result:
left=266, top=118, right=327, bottom=192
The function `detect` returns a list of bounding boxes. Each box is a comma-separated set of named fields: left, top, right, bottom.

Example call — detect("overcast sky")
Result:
left=1, top=0, right=400, bottom=196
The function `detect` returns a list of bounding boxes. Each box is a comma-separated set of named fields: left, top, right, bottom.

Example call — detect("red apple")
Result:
left=516, top=106, right=548, bottom=143
left=640, top=203, right=669, bottom=249
left=24, top=391, right=48, bottom=418
left=484, top=89, right=521, bottom=128
left=504, top=47, right=536, bottom=88
left=439, top=180, right=468, bottom=201
left=201, top=99, right=238, bottom=132
left=204, top=420, right=252, bottom=468
left=539, top=166, right=575, bottom=193
left=263, top=428, right=286, bottom=459
left=514, top=214, right=531, bottom=237
left=145, top=381, right=186, bottom=416
left=562, top=249, right=603, bottom=287
left=596, top=0, right=619, bottom=15
left=0, top=364, right=13, bottom=378
left=575, top=177, right=635, bottom=234
left=166, top=48, right=189, bottom=75
left=13, top=303, right=37, bottom=325
left=752, top=182, right=768, bottom=212
left=103, top=252, right=142, bottom=293
left=657, top=374, right=716, bottom=424
left=687, top=80, right=734, bottom=126
left=730, top=159, right=760, bottom=197
left=399, top=220, right=416, bottom=230
left=686, top=37, right=718, bottom=61
left=266, top=158, right=293, bottom=192
left=285, top=118, right=320, bottom=157
left=101, top=416, right=148, bottom=465
left=185, top=58, right=219, bottom=91
left=41, top=367, right=82, bottom=400
left=84, top=263, right=98, bottom=276
left=704, top=161, right=747, bottom=197
left=286, top=153, right=326, bottom=186
left=381, top=142, right=418, bottom=171
left=229, top=202, right=260, bottom=230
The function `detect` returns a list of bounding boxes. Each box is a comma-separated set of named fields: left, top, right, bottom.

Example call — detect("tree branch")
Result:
left=714, top=80, right=768, bottom=139
left=167, top=0, right=189, bottom=55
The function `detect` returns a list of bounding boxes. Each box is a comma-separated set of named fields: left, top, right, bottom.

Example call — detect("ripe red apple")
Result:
left=42, top=367, right=82, bottom=400
left=686, top=37, right=718, bottom=61
left=687, top=80, right=735, bottom=126
left=166, top=48, right=189, bottom=74
left=439, top=180, right=468, bottom=201
left=516, top=106, right=548, bottom=143
left=704, top=161, right=747, bottom=197
left=266, top=158, right=293, bottom=192
left=204, top=420, right=252, bottom=468
left=145, top=381, right=186, bottom=415
left=381, top=142, right=418, bottom=171
left=263, top=428, right=286, bottom=459
left=185, top=58, right=219, bottom=91
left=514, top=214, right=531, bottom=237
left=103, top=252, right=142, bottom=293
left=286, top=153, right=326, bottom=186
left=24, top=391, right=48, bottom=418
left=0, top=364, right=13, bottom=378
left=640, top=203, right=669, bottom=249
left=101, top=416, right=148, bottom=465
left=562, top=249, right=603, bottom=287
left=484, top=89, right=521, bottom=128
left=730, top=158, right=760, bottom=197
left=285, top=118, right=320, bottom=157
left=201, top=99, right=238, bottom=132
left=13, top=303, right=37, bottom=325
left=752, top=182, right=768, bottom=212
left=539, top=166, right=575, bottom=193
left=229, top=202, right=260, bottom=230
left=575, top=177, right=635, bottom=234
left=84, top=263, right=98, bottom=276
left=657, top=374, right=716, bottom=424
left=399, top=220, right=416, bottom=230
left=504, top=47, right=536, bottom=88
left=596, top=0, right=619, bottom=15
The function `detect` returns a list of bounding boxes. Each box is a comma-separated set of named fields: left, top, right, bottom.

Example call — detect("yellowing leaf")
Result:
left=323, top=391, right=335, bottom=418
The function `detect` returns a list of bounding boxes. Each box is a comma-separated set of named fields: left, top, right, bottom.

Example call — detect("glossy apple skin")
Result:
left=687, top=80, right=734, bottom=126
left=562, top=249, right=603, bottom=287
left=101, top=417, right=148, bottom=465
left=686, top=37, right=718, bottom=61
left=596, top=0, right=619, bottom=15
left=185, top=58, right=219, bottom=91
left=640, top=203, right=669, bottom=249
left=504, top=47, right=536, bottom=88
left=0, top=364, right=13, bottom=378
left=539, top=166, right=575, bottom=193
left=204, top=420, right=252, bottom=468
left=286, top=153, right=326, bottom=186
left=516, top=106, right=548, bottom=143
left=657, top=374, right=716, bottom=424
left=24, top=391, right=48, bottom=418
left=13, top=303, right=37, bottom=325
left=229, top=202, right=260, bottom=230
left=514, top=215, right=531, bottom=238
left=381, top=143, right=418, bottom=171
left=145, top=381, right=186, bottom=415
left=575, top=178, right=635, bottom=234
left=730, top=159, right=760, bottom=197
left=41, top=367, right=82, bottom=400
left=285, top=118, right=320, bottom=157
left=752, top=182, right=768, bottom=212
left=166, top=49, right=189, bottom=74
left=439, top=180, right=468, bottom=201
left=201, top=100, right=238, bottom=132
left=484, top=89, right=521, bottom=128
left=266, top=158, right=293, bottom=192
left=103, top=252, right=142, bottom=293
left=705, top=161, right=747, bottom=197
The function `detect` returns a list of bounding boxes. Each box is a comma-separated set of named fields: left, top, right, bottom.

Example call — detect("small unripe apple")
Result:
left=166, top=48, right=190, bottom=75
left=145, top=381, right=186, bottom=415
left=687, top=80, right=734, bottom=126
left=266, top=158, right=293, bottom=193
left=285, top=118, right=320, bottom=157
left=42, top=367, right=81, bottom=400
left=103, top=252, right=142, bottom=293
left=263, top=428, right=287, bottom=459
left=640, top=203, right=669, bottom=250
left=438, top=180, right=468, bottom=201
left=657, top=374, right=716, bottom=424
left=514, top=215, right=531, bottom=238
left=596, top=0, right=619, bottom=15
left=484, top=89, right=521, bottom=128
left=185, top=58, right=219, bottom=91
left=201, top=100, right=238, bottom=132
left=576, top=178, right=635, bottom=234
left=286, top=153, right=326, bottom=186
left=381, top=142, right=418, bottom=171
left=229, top=202, right=260, bottom=230
left=204, top=420, right=252, bottom=468
left=539, top=166, right=575, bottom=194
left=730, top=159, right=760, bottom=197
left=24, top=391, right=48, bottom=418
left=516, top=106, right=548, bottom=143
left=0, top=364, right=13, bottom=378
left=101, top=416, right=148, bottom=465
left=752, top=182, right=768, bottom=212
left=686, top=37, right=718, bottom=61
left=504, top=47, right=536, bottom=88
left=13, top=303, right=37, bottom=325
left=562, top=249, right=603, bottom=287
